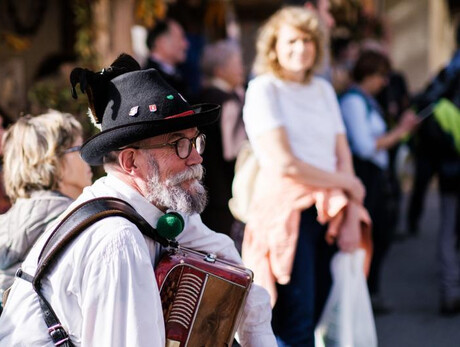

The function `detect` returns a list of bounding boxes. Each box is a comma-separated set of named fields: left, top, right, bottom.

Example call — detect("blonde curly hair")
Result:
left=253, top=6, right=325, bottom=84
left=2, top=110, right=82, bottom=202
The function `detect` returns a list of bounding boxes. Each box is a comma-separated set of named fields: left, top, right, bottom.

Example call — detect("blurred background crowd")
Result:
left=0, top=0, right=459, bottom=345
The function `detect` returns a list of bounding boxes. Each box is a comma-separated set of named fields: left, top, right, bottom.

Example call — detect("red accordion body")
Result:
left=155, top=247, right=253, bottom=347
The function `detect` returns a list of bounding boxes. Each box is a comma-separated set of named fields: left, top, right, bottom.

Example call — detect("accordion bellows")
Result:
left=156, top=247, right=254, bottom=346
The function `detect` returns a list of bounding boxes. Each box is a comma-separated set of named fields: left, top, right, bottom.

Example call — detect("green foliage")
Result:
left=73, top=0, right=98, bottom=67
left=28, top=76, right=95, bottom=140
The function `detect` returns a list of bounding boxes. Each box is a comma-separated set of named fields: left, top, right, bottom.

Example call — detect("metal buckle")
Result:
left=204, top=253, right=217, bottom=263
left=48, top=324, right=70, bottom=346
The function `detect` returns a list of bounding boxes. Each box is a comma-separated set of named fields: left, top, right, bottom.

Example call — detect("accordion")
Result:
left=155, top=247, right=254, bottom=347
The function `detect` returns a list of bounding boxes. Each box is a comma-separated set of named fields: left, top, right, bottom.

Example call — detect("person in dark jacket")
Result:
left=144, top=18, right=190, bottom=97
left=376, top=70, right=411, bottom=237
left=409, top=23, right=460, bottom=315
left=197, top=40, right=247, bottom=249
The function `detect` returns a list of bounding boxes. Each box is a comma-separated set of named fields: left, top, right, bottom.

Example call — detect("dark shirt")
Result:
left=413, top=49, right=460, bottom=111
left=197, top=86, right=244, bottom=236
left=144, top=58, right=189, bottom=98
left=411, top=49, right=460, bottom=193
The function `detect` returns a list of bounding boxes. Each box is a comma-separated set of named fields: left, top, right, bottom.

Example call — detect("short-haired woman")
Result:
left=340, top=49, right=419, bottom=312
left=241, top=6, right=369, bottom=346
left=0, top=110, right=93, bottom=301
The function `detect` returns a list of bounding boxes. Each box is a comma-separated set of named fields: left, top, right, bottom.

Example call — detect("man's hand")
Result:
left=398, top=109, right=420, bottom=133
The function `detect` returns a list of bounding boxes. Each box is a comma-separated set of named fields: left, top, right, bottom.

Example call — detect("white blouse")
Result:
left=243, top=74, right=346, bottom=172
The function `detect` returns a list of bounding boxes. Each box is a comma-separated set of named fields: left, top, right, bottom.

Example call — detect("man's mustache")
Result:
left=166, top=165, right=203, bottom=186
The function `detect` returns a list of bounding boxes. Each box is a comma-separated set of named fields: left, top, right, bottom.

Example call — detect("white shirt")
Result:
left=0, top=174, right=275, bottom=346
left=243, top=74, right=346, bottom=172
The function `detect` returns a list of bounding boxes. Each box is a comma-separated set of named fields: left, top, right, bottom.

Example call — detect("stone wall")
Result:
left=383, top=0, right=455, bottom=93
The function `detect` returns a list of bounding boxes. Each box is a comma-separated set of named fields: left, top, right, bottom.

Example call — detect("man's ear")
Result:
left=118, top=149, right=138, bottom=174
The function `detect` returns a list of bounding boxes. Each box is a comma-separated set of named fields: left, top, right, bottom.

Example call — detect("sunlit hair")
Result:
left=253, top=6, right=325, bottom=84
left=201, top=40, right=242, bottom=79
left=2, top=110, right=82, bottom=202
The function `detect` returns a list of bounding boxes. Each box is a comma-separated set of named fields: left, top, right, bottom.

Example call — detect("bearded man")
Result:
left=0, top=54, right=275, bottom=346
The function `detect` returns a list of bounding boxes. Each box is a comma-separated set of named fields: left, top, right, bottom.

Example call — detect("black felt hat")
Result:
left=70, top=54, right=220, bottom=165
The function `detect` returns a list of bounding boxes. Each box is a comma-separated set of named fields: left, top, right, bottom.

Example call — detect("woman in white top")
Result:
left=242, top=6, right=366, bottom=346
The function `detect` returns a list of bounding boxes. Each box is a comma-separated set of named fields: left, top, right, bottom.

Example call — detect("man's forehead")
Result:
left=151, top=127, right=198, bottom=142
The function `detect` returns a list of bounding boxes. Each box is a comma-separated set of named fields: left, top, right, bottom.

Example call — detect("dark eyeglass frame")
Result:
left=62, top=145, right=82, bottom=155
left=128, top=133, right=206, bottom=159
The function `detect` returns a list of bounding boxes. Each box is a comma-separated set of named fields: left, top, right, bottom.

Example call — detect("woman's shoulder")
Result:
left=13, top=191, right=72, bottom=223
left=247, top=74, right=280, bottom=90
left=0, top=193, right=70, bottom=250
left=311, top=76, right=336, bottom=92
left=309, top=77, right=342, bottom=102
left=339, top=90, right=372, bottom=119
left=30, top=190, right=73, bottom=207
left=340, top=89, right=367, bottom=104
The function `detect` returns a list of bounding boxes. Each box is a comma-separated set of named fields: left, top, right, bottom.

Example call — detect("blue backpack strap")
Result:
left=340, top=87, right=373, bottom=119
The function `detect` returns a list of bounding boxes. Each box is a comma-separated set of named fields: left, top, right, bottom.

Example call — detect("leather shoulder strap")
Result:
left=34, top=196, right=170, bottom=287
left=22, top=196, right=172, bottom=347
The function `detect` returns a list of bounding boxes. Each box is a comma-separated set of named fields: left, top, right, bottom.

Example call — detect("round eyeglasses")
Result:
left=130, top=133, right=206, bottom=159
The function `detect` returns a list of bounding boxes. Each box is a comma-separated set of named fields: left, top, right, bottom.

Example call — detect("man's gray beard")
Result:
left=145, top=157, right=208, bottom=215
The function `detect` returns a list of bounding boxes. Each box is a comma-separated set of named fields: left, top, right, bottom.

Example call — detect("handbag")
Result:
left=228, top=141, right=260, bottom=223
left=315, top=249, right=377, bottom=347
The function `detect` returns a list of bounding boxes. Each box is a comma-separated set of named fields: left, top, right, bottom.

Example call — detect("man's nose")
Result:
left=185, top=145, right=203, bottom=166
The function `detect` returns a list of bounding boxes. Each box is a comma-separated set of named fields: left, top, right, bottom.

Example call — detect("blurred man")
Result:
left=145, top=18, right=189, bottom=96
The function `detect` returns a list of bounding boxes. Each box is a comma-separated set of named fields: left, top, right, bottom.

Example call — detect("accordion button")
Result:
left=204, top=253, right=217, bottom=263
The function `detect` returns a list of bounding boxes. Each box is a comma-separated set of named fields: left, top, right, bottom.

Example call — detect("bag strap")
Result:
left=17, top=196, right=174, bottom=347
left=341, top=87, right=376, bottom=119
left=35, top=196, right=170, bottom=284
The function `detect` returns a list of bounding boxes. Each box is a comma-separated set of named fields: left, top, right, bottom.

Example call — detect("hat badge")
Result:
left=128, top=106, right=139, bottom=117
left=149, top=104, right=157, bottom=112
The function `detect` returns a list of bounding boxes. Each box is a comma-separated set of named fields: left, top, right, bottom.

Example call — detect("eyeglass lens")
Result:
left=176, top=134, right=205, bottom=158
